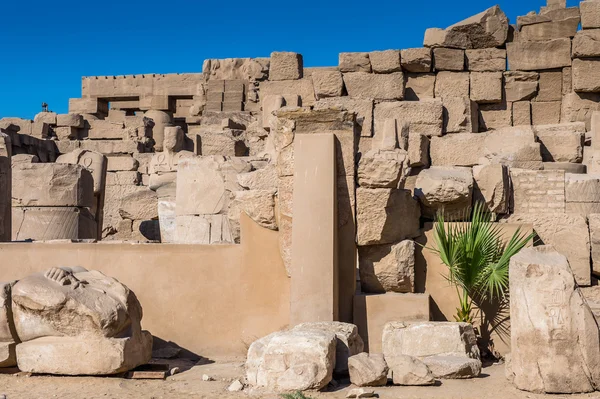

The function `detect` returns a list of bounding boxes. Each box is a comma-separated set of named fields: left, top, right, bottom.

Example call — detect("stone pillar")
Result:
left=0, top=133, right=11, bottom=242
left=290, top=133, right=338, bottom=325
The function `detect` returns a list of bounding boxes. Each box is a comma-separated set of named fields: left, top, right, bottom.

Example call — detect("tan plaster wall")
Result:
left=416, top=222, right=534, bottom=355
left=0, top=213, right=290, bottom=360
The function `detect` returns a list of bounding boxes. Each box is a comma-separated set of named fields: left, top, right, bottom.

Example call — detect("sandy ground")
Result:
left=1, top=360, right=599, bottom=399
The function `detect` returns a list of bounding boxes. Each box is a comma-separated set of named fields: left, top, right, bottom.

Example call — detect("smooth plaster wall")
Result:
left=0, top=213, right=290, bottom=360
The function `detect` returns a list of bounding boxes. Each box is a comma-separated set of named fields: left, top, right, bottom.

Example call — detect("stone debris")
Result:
left=414, top=166, right=473, bottom=220
left=386, top=354, right=436, bottom=386
left=358, top=240, right=415, bottom=294
left=346, top=387, right=376, bottom=398
left=227, top=379, right=244, bottom=392
left=347, top=352, right=388, bottom=387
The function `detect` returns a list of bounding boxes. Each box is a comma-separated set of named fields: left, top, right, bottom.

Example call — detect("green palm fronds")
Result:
left=430, top=201, right=534, bottom=323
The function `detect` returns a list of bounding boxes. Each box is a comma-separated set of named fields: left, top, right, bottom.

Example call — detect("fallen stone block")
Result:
left=504, top=71, right=539, bottom=102
left=414, top=166, right=473, bottom=220
left=269, top=52, right=303, bottom=81
left=359, top=240, right=415, bottom=294
left=507, top=246, right=600, bottom=393
left=465, top=48, right=506, bottom=72
left=506, top=38, right=572, bottom=71
left=339, top=52, right=371, bottom=73
left=387, top=354, right=435, bottom=385
left=369, top=50, right=401, bottom=73
left=293, top=322, right=364, bottom=375
left=346, top=387, right=375, bottom=398
left=504, top=213, right=591, bottom=286
left=343, top=72, right=404, bottom=100
left=433, top=48, right=465, bottom=71
left=421, top=355, right=481, bottom=379
left=348, top=352, right=388, bottom=387
left=246, top=329, right=337, bottom=391
left=356, top=188, right=420, bottom=246
left=423, top=6, right=509, bottom=49
left=0, top=282, right=16, bottom=368
left=401, top=48, right=432, bottom=72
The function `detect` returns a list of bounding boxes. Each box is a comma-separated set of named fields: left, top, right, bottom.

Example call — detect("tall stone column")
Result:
left=0, top=133, right=11, bottom=242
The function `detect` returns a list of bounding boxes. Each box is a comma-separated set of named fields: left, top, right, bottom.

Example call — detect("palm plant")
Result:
left=431, top=201, right=534, bottom=323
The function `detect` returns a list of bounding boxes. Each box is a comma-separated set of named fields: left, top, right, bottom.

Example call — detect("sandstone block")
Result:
left=505, top=213, right=591, bottom=286
left=407, top=133, right=430, bottom=167
left=443, top=97, right=478, bottom=134
left=80, top=139, right=142, bottom=154
left=312, top=70, right=344, bottom=99
left=561, top=92, right=600, bottom=130
left=480, top=126, right=542, bottom=169
left=507, top=246, right=600, bottom=393
left=519, top=15, right=580, bottom=41
left=348, top=353, right=388, bottom=387
left=314, top=97, right=374, bottom=137
left=69, top=98, right=108, bottom=115
left=504, top=71, right=539, bottom=102
left=531, top=101, right=562, bottom=125
left=512, top=101, right=532, bottom=125
left=536, top=71, right=563, bottom=102
left=260, top=79, right=316, bottom=107
left=590, top=214, right=600, bottom=275
left=56, top=113, right=84, bottom=128
left=423, top=6, right=509, bottom=49
left=369, top=50, right=402, bottom=73
left=401, top=48, right=432, bottom=72
left=229, top=190, right=276, bottom=231
left=106, top=171, right=141, bottom=186
left=106, top=155, right=138, bottom=172
left=386, top=354, right=435, bottom=385
left=175, top=214, right=233, bottom=244
left=430, top=133, right=485, bottom=167
left=581, top=0, right=600, bottom=29
left=565, top=173, right=600, bottom=202
left=293, top=322, right=364, bottom=375
left=118, top=189, right=158, bottom=221
left=473, top=164, right=510, bottom=215
left=478, top=102, right=512, bottom=130
left=343, top=72, right=404, bottom=100
left=196, top=130, right=248, bottom=156
left=414, top=166, right=473, bottom=220
left=356, top=188, right=420, bottom=246
left=470, top=72, right=503, bottom=104
left=12, top=163, right=94, bottom=207
left=374, top=100, right=443, bottom=137
left=176, top=157, right=226, bottom=216
left=269, top=52, right=303, bottom=81
left=34, top=112, right=57, bottom=126
left=573, top=58, right=600, bottom=92
left=573, top=29, right=600, bottom=57
left=359, top=240, right=415, bottom=294
left=535, top=126, right=584, bottom=162
left=510, top=169, right=565, bottom=214
left=465, top=48, right=506, bottom=72
left=433, top=48, right=464, bottom=71
left=421, top=356, right=481, bottom=379
left=87, top=120, right=125, bottom=140
left=357, top=149, right=409, bottom=189
left=339, top=52, right=371, bottom=73
left=404, top=73, right=435, bottom=101
left=246, top=330, right=336, bottom=391
left=563, top=66, right=573, bottom=95
left=262, top=95, right=285, bottom=130
left=543, top=161, right=586, bottom=173
left=507, top=38, right=572, bottom=71
left=434, top=71, right=469, bottom=99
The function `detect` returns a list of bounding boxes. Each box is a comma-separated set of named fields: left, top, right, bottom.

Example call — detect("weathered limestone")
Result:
left=581, top=1, right=600, bottom=29
left=470, top=72, right=503, bottom=104
left=339, top=52, right=371, bottom=73
left=424, top=6, right=509, bottom=49
left=510, top=169, right=565, bottom=214
left=434, top=72, right=469, bottom=99
left=311, top=70, right=344, bottom=99
left=382, top=322, right=481, bottom=379
left=573, top=30, right=600, bottom=57
left=507, top=246, right=600, bottom=393
left=443, top=97, right=478, bottom=134
left=504, top=213, right=591, bottom=286
left=293, top=322, right=364, bottom=375
left=246, top=329, right=337, bottom=391
left=504, top=71, right=539, bottom=102
left=374, top=100, right=443, bottom=137
left=535, top=126, right=584, bottom=163
left=465, top=48, right=506, bottom=72
left=356, top=188, right=420, bottom=245
left=401, top=48, right=432, bottom=73
left=519, top=12, right=580, bottom=41
left=405, top=73, right=435, bottom=101
left=12, top=163, right=94, bottom=207
left=565, top=173, right=600, bottom=204
left=359, top=240, right=415, bottom=294
left=357, top=149, right=409, bottom=189
left=433, top=48, right=465, bottom=71
left=573, top=58, right=600, bottom=93
left=507, top=38, right=572, bottom=71
left=473, top=164, right=510, bottom=216
left=512, top=101, right=532, bottom=125
left=414, top=166, right=473, bottom=220
left=480, top=126, right=543, bottom=169
left=262, top=95, right=285, bottom=131
left=348, top=353, right=388, bottom=387
left=314, top=97, right=374, bottom=137
left=11, top=267, right=152, bottom=375
left=531, top=101, right=562, bottom=125
left=386, top=355, right=435, bottom=386
left=343, top=72, right=404, bottom=100
left=430, top=133, right=485, bottom=167
left=269, top=52, right=303, bottom=81
left=479, top=102, right=513, bottom=130
left=229, top=190, right=277, bottom=231
left=561, top=92, right=600, bottom=130
left=369, top=50, right=401, bottom=73
left=407, top=133, right=430, bottom=167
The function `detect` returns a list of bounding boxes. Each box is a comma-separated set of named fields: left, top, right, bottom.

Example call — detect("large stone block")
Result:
left=470, top=72, right=503, bottom=104
left=314, top=97, right=373, bottom=137
left=12, top=163, right=94, bottom=207
left=269, top=52, right=303, bottom=81
left=348, top=353, right=388, bottom=387
left=423, top=6, right=508, bottom=49
left=401, top=48, right=432, bottom=72
left=407, top=133, right=430, bottom=167
left=573, top=29, right=600, bottom=58
left=478, top=102, right=512, bottom=130
left=536, top=71, right=563, bottom=102
left=56, top=113, right=84, bottom=128
left=357, top=149, right=409, bottom=189
left=480, top=126, right=542, bottom=169
left=504, top=71, right=539, bottom=102
left=507, top=246, right=600, bottom=393
left=535, top=124, right=584, bottom=162
left=311, top=69, right=344, bottom=99
left=260, top=79, right=316, bottom=107
left=175, top=214, right=233, bottom=244
left=565, top=173, right=600, bottom=202
left=369, top=50, right=402, bottom=73
left=246, top=330, right=336, bottom=391
left=404, top=73, right=435, bottom=101
left=343, top=72, right=404, bottom=100
left=430, top=133, right=485, bottom=167
left=339, top=52, right=371, bottom=73
left=87, top=120, right=125, bottom=140
left=504, top=213, right=591, bottom=286
left=414, top=166, right=473, bottom=220
left=472, top=164, right=510, bottom=216
left=590, top=214, right=600, bottom=275
left=175, top=157, right=226, bottom=216
left=512, top=101, right=532, bottom=125
left=387, top=354, right=435, bottom=385
left=443, top=97, right=478, bottom=134
left=573, top=58, right=600, bottom=93
left=465, top=48, right=506, bottom=72
left=519, top=14, right=580, bottom=41
left=434, top=71, right=469, bottom=99
left=356, top=188, right=420, bottom=246
left=374, top=100, right=443, bottom=137
left=581, top=0, right=600, bottom=29
left=531, top=101, right=562, bottom=125
left=12, top=207, right=97, bottom=241
left=506, top=38, right=572, bottom=71
left=561, top=92, right=600, bottom=130
left=433, top=48, right=465, bottom=71
left=359, top=240, right=415, bottom=294
left=510, top=169, right=565, bottom=214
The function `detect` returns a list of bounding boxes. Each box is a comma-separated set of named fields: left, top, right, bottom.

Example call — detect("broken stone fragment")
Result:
left=339, top=52, right=372, bottom=73
left=472, top=164, right=510, bottom=216
left=358, top=240, right=415, bottom=294
left=348, top=352, right=388, bottom=387
left=386, top=354, right=435, bottom=385
left=357, top=149, right=409, bottom=189
left=414, top=166, right=473, bottom=220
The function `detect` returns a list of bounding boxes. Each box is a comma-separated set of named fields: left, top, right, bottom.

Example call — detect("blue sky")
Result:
left=0, top=0, right=577, bottom=119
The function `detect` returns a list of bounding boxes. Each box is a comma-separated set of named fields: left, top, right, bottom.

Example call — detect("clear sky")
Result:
left=0, top=0, right=578, bottom=119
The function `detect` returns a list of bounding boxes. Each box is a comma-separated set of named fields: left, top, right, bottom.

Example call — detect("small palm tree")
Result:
left=431, top=202, right=534, bottom=323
